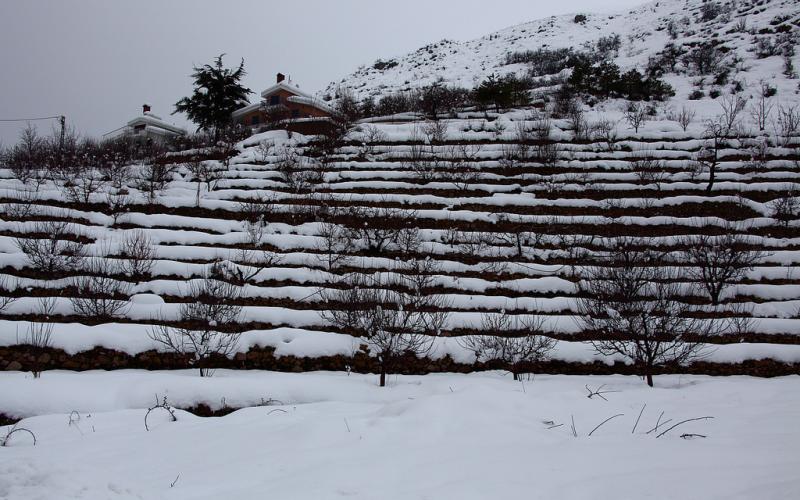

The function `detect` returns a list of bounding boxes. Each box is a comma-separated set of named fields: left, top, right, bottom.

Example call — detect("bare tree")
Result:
left=275, top=145, right=321, bottom=193
left=569, top=106, right=589, bottom=140
left=770, top=188, right=799, bottom=227
left=630, top=152, right=668, bottom=191
left=459, top=309, right=557, bottom=380
left=0, top=275, right=18, bottom=314
left=148, top=263, right=243, bottom=376
left=681, top=230, right=766, bottom=305
left=321, top=259, right=450, bottom=386
left=185, top=160, right=222, bottom=206
left=749, top=83, right=774, bottom=132
left=576, top=239, right=722, bottom=387
left=4, top=124, right=49, bottom=189
left=774, top=103, right=800, bottom=147
left=316, top=220, right=354, bottom=271
left=448, top=143, right=483, bottom=193
left=70, top=257, right=132, bottom=318
left=137, top=161, right=177, bottom=204
left=669, top=106, right=696, bottom=132
left=624, top=103, right=649, bottom=134
left=357, top=125, right=387, bottom=159
left=227, top=218, right=281, bottom=285
left=15, top=219, right=86, bottom=274
left=119, top=230, right=156, bottom=283
left=22, top=296, right=56, bottom=379
left=718, top=94, right=746, bottom=135
left=344, top=203, right=417, bottom=255
left=694, top=119, right=727, bottom=192
left=592, top=119, right=619, bottom=152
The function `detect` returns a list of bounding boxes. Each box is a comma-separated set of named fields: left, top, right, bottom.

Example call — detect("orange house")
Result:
left=232, top=73, right=334, bottom=132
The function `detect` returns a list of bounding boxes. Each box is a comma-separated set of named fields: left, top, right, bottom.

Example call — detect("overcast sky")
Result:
left=0, top=0, right=647, bottom=144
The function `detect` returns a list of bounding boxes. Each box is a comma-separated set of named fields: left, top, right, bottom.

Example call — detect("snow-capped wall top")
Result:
left=324, top=0, right=799, bottom=101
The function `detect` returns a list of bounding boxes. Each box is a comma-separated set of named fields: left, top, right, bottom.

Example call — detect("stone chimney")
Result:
left=277, top=73, right=285, bottom=84
left=143, top=104, right=151, bottom=115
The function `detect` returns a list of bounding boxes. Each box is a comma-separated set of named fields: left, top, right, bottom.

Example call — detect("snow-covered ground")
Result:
left=0, top=370, right=798, bottom=499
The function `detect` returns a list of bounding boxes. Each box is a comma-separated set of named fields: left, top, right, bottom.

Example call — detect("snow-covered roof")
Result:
left=231, top=102, right=263, bottom=119
left=286, top=95, right=334, bottom=114
left=260, top=81, right=313, bottom=100
left=126, top=113, right=187, bottom=136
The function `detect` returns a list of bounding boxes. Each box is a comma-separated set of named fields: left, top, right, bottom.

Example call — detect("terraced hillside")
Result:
left=1, top=105, right=799, bottom=377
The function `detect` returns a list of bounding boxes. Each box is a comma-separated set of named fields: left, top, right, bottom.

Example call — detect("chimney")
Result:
left=276, top=73, right=285, bottom=84
left=143, top=104, right=151, bottom=115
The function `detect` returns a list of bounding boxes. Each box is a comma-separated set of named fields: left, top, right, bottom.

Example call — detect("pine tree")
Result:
left=173, top=54, right=252, bottom=139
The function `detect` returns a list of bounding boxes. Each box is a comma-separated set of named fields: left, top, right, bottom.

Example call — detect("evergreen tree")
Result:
left=173, top=54, right=252, bottom=138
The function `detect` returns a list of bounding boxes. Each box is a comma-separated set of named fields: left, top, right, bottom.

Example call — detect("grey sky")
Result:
left=0, top=0, right=646, bottom=144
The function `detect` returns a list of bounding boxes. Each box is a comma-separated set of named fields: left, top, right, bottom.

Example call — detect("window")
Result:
left=251, top=115, right=260, bottom=125
left=269, top=95, right=280, bottom=105
left=291, top=109, right=300, bottom=118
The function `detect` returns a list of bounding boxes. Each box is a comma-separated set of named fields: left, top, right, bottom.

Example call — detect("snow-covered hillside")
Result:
left=325, top=0, right=799, bottom=114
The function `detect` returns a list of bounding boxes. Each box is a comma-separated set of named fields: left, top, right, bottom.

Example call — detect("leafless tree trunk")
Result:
left=669, top=106, right=696, bottom=132
left=630, top=152, right=668, bottom=191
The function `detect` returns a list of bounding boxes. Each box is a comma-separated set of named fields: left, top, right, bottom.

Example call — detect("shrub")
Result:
left=574, top=14, right=587, bottom=24
left=569, top=60, right=674, bottom=101
left=474, top=74, right=530, bottom=111
left=505, top=47, right=577, bottom=76
left=689, top=89, right=705, bottom=100
left=372, top=59, right=398, bottom=71
left=699, top=1, right=722, bottom=22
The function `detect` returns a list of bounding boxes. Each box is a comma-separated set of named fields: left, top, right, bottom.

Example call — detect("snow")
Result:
left=0, top=371, right=798, bottom=499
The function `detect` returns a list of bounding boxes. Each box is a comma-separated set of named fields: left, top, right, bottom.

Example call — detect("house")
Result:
left=232, top=73, right=335, bottom=134
left=104, top=104, right=187, bottom=143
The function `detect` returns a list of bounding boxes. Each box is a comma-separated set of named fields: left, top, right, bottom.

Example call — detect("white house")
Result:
left=105, top=105, right=187, bottom=143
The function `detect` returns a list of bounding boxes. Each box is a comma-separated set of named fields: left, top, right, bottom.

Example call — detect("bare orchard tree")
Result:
left=137, top=161, right=177, bottom=204
left=591, top=119, right=619, bottom=152
left=630, top=152, right=668, bottom=191
left=118, top=230, right=156, bottom=283
left=681, top=229, right=766, bottom=305
left=21, top=296, right=57, bottom=379
left=693, top=119, right=727, bottom=193
left=749, top=82, right=774, bottom=132
left=185, top=160, right=222, bottom=206
left=321, top=260, right=450, bottom=387
left=770, top=187, right=799, bottom=227
left=0, top=275, right=18, bottom=315
left=357, top=125, right=388, bottom=159
left=493, top=213, right=542, bottom=260
left=70, top=257, right=132, bottom=319
left=774, top=103, right=800, bottom=147
left=316, top=220, right=354, bottom=271
left=15, top=219, right=86, bottom=275
left=624, top=102, right=649, bottom=134
left=275, top=145, right=321, bottom=193
left=148, top=263, right=243, bottom=376
left=459, top=309, right=557, bottom=380
left=447, top=143, right=483, bottom=193
left=4, top=124, right=50, bottom=189
left=226, top=218, right=281, bottom=285
left=718, top=94, right=746, bottom=135
left=576, top=239, right=722, bottom=387
left=669, top=106, right=696, bottom=132
left=344, top=203, right=418, bottom=255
